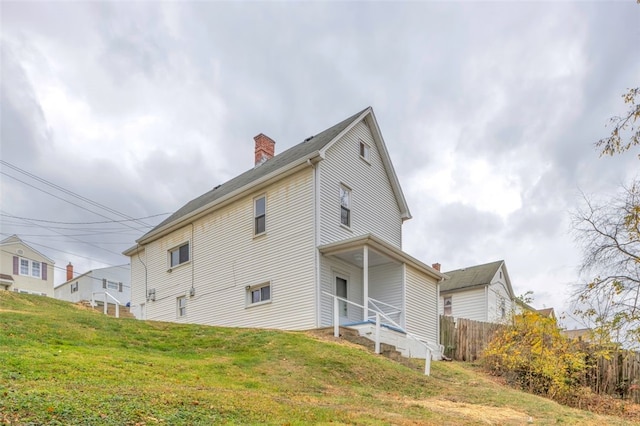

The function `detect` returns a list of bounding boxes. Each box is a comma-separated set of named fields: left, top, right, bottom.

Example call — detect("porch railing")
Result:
left=322, top=291, right=432, bottom=375
left=91, top=291, right=122, bottom=318
left=367, top=298, right=402, bottom=325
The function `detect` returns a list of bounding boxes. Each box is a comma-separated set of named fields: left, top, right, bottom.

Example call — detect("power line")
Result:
left=0, top=212, right=168, bottom=226
left=0, top=160, right=154, bottom=228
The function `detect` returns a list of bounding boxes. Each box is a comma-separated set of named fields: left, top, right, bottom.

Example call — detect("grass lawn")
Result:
left=1, top=291, right=637, bottom=425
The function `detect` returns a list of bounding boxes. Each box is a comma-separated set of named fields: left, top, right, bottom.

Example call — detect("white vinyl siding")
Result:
left=368, top=262, right=404, bottom=327
left=137, top=168, right=317, bottom=330
left=53, top=265, right=131, bottom=306
left=439, top=287, right=487, bottom=322
left=487, top=280, right=513, bottom=323
left=319, top=121, right=403, bottom=248
left=404, top=265, right=438, bottom=344
left=319, top=256, right=363, bottom=326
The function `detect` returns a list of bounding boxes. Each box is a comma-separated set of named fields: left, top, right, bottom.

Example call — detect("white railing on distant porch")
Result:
left=91, top=291, right=122, bottom=318
left=322, top=291, right=432, bottom=375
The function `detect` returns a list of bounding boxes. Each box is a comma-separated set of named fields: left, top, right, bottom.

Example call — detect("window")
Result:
left=18, top=258, right=41, bottom=278
left=444, top=296, right=452, bottom=316
left=169, top=242, right=190, bottom=268
left=247, top=283, right=271, bottom=306
left=340, top=185, right=351, bottom=227
left=254, top=196, right=266, bottom=235
left=71, top=282, right=78, bottom=293
left=107, top=280, right=118, bottom=291
left=177, top=296, right=186, bottom=317
left=500, top=299, right=506, bottom=319
left=359, top=140, right=370, bottom=162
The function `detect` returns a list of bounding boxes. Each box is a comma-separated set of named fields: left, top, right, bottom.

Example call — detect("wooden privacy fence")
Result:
left=439, top=315, right=640, bottom=403
left=439, top=316, right=502, bottom=361
left=580, top=348, right=640, bottom=404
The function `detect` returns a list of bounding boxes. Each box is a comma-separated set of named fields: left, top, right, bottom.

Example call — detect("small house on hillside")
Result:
left=440, top=260, right=515, bottom=324
left=124, top=107, right=446, bottom=359
left=54, top=263, right=131, bottom=311
left=0, top=235, right=55, bottom=296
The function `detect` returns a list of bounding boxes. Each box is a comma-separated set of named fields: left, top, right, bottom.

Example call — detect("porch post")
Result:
left=363, top=245, right=369, bottom=321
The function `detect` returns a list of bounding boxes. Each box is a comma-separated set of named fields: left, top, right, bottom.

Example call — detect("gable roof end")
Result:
left=441, top=260, right=505, bottom=293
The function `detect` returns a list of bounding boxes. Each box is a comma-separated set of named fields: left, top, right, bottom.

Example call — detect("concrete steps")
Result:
left=311, top=326, right=420, bottom=370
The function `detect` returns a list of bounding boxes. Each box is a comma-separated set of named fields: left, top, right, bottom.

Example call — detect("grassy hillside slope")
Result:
left=0, top=292, right=634, bottom=425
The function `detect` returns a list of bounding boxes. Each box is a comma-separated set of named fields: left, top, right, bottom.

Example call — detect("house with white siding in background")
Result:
left=0, top=235, right=55, bottom=296
left=54, top=263, right=131, bottom=310
left=439, top=260, right=516, bottom=324
left=124, top=107, right=447, bottom=360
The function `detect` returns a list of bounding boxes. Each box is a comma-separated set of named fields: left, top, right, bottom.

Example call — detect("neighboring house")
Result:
left=54, top=262, right=131, bottom=307
left=440, top=260, right=515, bottom=324
left=124, top=107, right=446, bottom=358
left=0, top=235, right=55, bottom=296
left=563, top=328, right=593, bottom=343
left=535, top=307, right=556, bottom=321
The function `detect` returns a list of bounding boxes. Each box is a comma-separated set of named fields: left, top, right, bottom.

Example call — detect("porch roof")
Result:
left=318, top=234, right=448, bottom=281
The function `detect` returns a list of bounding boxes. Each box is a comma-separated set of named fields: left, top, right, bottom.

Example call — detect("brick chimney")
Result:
left=66, top=262, right=74, bottom=281
left=254, top=133, right=276, bottom=166
left=432, top=263, right=441, bottom=272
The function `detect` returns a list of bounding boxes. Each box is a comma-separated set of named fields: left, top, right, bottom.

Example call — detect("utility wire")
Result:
left=0, top=160, right=155, bottom=228
left=0, top=212, right=168, bottom=226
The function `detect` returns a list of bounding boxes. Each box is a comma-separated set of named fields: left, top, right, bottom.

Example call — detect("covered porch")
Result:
left=317, top=234, right=445, bottom=360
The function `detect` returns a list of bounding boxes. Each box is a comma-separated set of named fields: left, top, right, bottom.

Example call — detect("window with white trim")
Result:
left=247, top=282, right=271, bottom=306
left=340, top=185, right=351, bottom=227
left=169, top=242, right=190, bottom=268
left=444, top=296, right=452, bottom=316
left=500, top=299, right=506, bottom=319
left=70, top=282, right=78, bottom=293
left=177, top=296, right=186, bottom=317
left=254, top=195, right=266, bottom=235
left=107, top=280, right=118, bottom=291
left=18, top=258, right=41, bottom=278
left=359, top=140, right=370, bottom=162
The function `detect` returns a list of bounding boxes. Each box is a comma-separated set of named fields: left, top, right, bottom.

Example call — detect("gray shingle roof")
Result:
left=140, top=107, right=369, bottom=242
left=440, top=260, right=504, bottom=293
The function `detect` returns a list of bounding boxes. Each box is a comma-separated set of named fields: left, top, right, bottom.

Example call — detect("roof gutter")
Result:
left=137, top=152, right=323, bottom=246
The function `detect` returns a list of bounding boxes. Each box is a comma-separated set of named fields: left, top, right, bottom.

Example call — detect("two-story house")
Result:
left=439, top=260, right=516, bottom=324
left=124, top=107, right=446, bottom=358
left=54, top=263, right=131, bottom=309
left=0, top=235, right=55, bottom=296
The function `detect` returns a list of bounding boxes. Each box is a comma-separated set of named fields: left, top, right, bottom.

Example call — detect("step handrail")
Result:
left=322, top=291, right=432, bottom=375
left=91, top=291, right=122, bottom=318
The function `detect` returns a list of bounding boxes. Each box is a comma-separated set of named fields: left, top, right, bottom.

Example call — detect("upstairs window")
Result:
left=359, top=140, right=370, bottom=162
left=170, top=242, right=190, bottom=268
left=340, top=185, right=351, bottom=227
left=18, top=258, right=41, bottom=278
left=444, top=296, right=452, bottom=316
left=254, top=196, right=266, bottom=235
left=71, top=282, right=78, bottom=293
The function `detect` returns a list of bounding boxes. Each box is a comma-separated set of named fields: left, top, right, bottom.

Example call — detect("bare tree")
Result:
left=596, top=87, right=640, bottom=159
left=571, top=181, right=640, bottom=348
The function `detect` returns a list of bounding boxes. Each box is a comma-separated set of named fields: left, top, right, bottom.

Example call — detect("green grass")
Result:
left=0, top=292, right=635, bottom=425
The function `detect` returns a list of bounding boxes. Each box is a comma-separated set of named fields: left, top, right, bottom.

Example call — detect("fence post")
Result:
left=334, top=297, right=340, bottom=338
left=104, top=293, right=107, bottom=315
left=375, top=312, right=381, bottom=354
left=424, top=348, right=431, bottom=376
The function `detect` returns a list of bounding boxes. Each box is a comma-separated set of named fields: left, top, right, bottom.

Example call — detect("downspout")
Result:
left=307, top=159, right=321, bottom=328
left=136, top=244, right=147, bottom=320
left=190, top=222, right=195, bottom=297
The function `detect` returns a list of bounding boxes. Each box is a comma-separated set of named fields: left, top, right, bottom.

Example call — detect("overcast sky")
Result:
left=1, top=1, right=638, bottom=326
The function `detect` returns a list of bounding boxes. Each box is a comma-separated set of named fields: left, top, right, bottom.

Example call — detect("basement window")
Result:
left=177, top=296, right=186, bottom=317
left=247, top=282, right=271, bottom=306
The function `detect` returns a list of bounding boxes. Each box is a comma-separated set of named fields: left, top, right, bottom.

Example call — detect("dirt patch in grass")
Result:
left=416, top=398, right=531, bottom=425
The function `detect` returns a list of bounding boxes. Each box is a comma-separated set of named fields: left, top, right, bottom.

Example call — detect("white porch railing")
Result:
left=368, top=298, right=402, bottom=324
left=322, top=291, right=432, bottom=375
left=91, top=291, right=122, bottom=318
